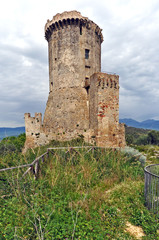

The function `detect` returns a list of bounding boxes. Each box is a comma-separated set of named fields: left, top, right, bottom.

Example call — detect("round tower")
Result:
left=43, top=11, right=103, bottom=140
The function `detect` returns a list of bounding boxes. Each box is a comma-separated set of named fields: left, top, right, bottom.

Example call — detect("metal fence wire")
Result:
left=144, top=164, right=159, bottom=213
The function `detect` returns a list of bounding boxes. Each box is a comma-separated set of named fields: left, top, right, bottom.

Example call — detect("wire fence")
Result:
left=144, top=164, right=159, bottom=214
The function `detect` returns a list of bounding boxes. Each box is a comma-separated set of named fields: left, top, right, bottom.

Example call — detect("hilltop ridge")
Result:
left=120, top=118, right=159, bottom=130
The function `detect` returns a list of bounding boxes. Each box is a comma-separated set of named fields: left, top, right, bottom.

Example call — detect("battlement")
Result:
left=24, top=112, right=42, bottom=122
left=24, top=113, right=42, bottom=136
left=45, top=10, right=103, bottom=42
left=45, top=11, right=87, bottom=27
left=96, top=73, right=119, bottom=89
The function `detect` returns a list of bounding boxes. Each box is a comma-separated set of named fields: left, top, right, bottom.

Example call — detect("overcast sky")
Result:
left=0, top=0, right=159, bottom=127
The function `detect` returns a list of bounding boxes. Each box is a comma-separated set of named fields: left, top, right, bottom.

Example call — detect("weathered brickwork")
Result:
left=24, top=10, right=125, bottom=151
left=89, top=73, right=125, bottom=147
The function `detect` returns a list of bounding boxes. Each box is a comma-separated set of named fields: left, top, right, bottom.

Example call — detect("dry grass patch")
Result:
left=125, top=221, right=145, bottom=239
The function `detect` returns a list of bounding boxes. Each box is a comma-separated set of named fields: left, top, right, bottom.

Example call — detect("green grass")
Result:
left=0, top=136, right=159, bottom=239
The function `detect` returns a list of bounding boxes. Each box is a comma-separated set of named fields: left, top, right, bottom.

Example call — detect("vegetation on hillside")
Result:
left=0, top=133, right=159, bottom=239
left=0, top=133, right=26, bottom=155
left=126, top=125, right=159, bottom=146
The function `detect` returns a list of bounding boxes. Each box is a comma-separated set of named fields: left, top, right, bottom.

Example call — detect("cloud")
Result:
left=97, top=0, right=159, bottom=121
left=0, top=0, right=159, bottom=127
left=0, top=34, right=48, bottom=127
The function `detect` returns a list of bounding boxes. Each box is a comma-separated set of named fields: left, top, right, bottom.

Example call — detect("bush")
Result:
left=135, top=135, right=149, bottom=145
left=0, top=134, right=26, bottom=155
left=121, top=146, right=146, bottom=166
left=125, top=126, right=159, bottom=146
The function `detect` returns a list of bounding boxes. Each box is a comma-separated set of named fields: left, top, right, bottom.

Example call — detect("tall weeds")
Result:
left=0, top=141, right=158, bottom=239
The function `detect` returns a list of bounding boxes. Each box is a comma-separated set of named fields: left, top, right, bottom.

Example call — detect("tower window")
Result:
left=85, top=49, right=90, bottom=59
left=50, top=82, right=53, bottom=92
left=80, top=25, right=82, bottom=35
left=85, top=86, right=90, bottom=95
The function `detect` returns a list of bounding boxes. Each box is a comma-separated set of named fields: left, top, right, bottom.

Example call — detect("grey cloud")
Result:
left=1, top=0, right=159, bottom=126
left=0, top=34, right=48, bottom=127
left=98, top=5, right=159, bottom=121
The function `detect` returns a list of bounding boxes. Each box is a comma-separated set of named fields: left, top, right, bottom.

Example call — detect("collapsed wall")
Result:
left=24, top=113, right=49, bottom=150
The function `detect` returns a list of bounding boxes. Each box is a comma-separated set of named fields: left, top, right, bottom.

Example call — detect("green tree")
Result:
left=147, top=131, right=159, bottom=145
left=135, top=135, right=148, bottom=145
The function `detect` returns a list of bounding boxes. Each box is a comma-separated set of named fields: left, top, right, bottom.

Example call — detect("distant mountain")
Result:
left=1, top=119, right=159, bottom=140
left=119, top=118, right=159, bottom=131
left=0, top=127, right=25, bottom=140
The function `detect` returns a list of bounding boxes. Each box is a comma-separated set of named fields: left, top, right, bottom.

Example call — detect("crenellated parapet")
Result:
left=97, top=74, right=119, bottom=89
left=45, top=10, right=103, bottom=42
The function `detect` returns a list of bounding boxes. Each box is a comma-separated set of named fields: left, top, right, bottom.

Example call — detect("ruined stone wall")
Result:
left=24, top=113, right=48, bottom=150
left=89, top=72, right=124, bottom=147
left=43, top=11, right=103, bottom=139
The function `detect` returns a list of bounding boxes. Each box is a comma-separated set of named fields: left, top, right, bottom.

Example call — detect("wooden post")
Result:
left=34, top=160, right=40, bottom=179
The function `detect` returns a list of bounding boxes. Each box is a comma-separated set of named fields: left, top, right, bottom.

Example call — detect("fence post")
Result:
left=34, top=160, right=40, bottom=179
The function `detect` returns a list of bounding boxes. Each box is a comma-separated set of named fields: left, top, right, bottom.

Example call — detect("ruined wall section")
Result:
left=89, top=72, right=125, bottom=147
left=43, top=11, right=103, bottom=140
left=24, top=113, right=48, bottom=150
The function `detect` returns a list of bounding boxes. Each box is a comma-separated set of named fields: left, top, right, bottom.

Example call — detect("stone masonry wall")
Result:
left=24, top=11, right=125, bottom=150
left=24, top=113, right=48, bottom=150
left=89, top=72, right=125, bottom=147
left=43, top=11, right=102, bottom=140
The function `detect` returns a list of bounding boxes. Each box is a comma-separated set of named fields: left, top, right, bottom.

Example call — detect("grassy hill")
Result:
left=0, top=135, right=159, bottom=239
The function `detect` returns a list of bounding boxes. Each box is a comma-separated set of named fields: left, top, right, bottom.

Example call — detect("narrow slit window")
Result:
left=85, top=86, right=90, bottom=95
left=85, top=49, right=90, bottom=59
left=80, top=25, right=82, bottom=35
left=50, top=82, right=53, bottom=92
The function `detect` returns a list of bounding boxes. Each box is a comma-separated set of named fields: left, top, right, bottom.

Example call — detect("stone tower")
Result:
left=24, top=11, right=125, bottom=150
left=43, top=11, right=103, bottom=139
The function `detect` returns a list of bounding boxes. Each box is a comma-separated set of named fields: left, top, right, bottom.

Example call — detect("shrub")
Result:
left=0, top=133, right=26, bottom=155
left=121, top=146, right=146, bottom=166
